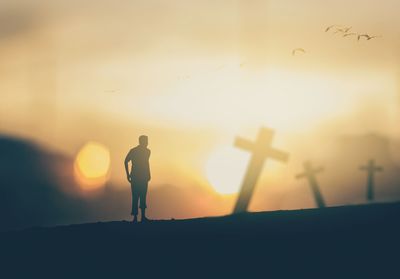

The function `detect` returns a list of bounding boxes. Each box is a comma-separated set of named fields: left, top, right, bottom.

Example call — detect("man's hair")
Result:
left=139, top=135, right=148, bottom=145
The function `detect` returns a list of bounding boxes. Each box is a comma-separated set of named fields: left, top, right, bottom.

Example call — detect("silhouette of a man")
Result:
left=124, top=135, right=151, bottom=223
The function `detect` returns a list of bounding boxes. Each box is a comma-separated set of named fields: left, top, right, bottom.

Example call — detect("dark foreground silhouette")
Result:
left=125, top=135, right=151, bottom=222
left=1, top=202, right=400, bottom=278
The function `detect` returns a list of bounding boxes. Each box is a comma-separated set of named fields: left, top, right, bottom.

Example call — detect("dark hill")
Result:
left=1, top=202, right=400, bottom=278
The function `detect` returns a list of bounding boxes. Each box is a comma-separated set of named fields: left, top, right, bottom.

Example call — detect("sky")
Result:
left=1, top=0, right=400, bottom=227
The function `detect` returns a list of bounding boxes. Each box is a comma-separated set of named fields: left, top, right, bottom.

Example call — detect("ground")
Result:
left=1, top=202, right=400, bottom=278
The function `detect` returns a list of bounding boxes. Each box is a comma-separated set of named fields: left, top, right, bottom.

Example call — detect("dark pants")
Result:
left=131, top=179, right=148, bottom=215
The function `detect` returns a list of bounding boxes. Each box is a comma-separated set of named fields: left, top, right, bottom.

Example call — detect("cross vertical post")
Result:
left=360, top=159, right=383, bottom=201
left=296, top=161, right=325, bottom=208
left=233, top=127, right=289, bottom=214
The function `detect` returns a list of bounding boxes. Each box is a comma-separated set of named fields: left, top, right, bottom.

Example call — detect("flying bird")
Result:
left=343, top=32, right=357, bottom=37
left=358, top=34, right=381, bottom=41
left=365, top=35, right=381, bottom=40
left=332, top=26, right=353, bottom=35
left=325, top=25, right=341, bottom=32
left=358, top=34, right=368, bottom=41
left=343, top=26, right=352, bottom=33
left=292, top=48, right=306, bottom=56
left=334, top=28, right=346, bottom=34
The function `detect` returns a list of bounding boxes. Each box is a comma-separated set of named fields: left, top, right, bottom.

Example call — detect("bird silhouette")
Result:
left=343, top=32, right=357, bottom=37
left=333, top=28, right=346, bottom=34
left=365, top=35, right=381, bottom=40
left=358, top=34, right=381, bottom=41
left=343, top=26, right=352, bottom=33
left=292, top=48, right=306, bottom=56
left=325, top=25, right=341, bottom=32
left=332, top=26, right=352, bottom=35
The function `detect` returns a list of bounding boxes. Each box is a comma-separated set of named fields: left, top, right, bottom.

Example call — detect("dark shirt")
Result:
left=126, top=146, right=151, bottom=181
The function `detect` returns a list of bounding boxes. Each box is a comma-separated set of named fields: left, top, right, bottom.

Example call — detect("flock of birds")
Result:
left=325, top=24, right=381, bottom=41
left=105, top=23, right=382, bottom=91
left=292, top=24, right=381, bottom=56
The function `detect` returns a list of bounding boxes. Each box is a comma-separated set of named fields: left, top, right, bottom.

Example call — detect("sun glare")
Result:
left=138, top=67, right=355, bottom=134
left=74, top=141, right=111, bottom=191
left=205, top=146, right=249, bottom=195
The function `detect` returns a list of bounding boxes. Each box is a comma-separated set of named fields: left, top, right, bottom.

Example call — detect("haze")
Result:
left=1, top=0, right=400, bottom=220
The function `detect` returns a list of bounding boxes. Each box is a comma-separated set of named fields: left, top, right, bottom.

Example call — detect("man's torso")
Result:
left=128, top=146, right=151, bottom=181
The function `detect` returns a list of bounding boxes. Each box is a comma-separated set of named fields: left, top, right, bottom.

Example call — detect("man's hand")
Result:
left=127, top=174, right=131, bottom=183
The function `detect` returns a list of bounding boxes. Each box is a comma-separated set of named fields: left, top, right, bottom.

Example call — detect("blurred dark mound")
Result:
left=0, top=136, right=134, bottom=231
left=0, top=136, right=85, bottom=231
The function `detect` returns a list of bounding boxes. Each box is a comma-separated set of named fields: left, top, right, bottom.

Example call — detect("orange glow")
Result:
left=1, top=0, right=400, bottom=216
left=74, top=142, right=111, bottom=191
left=205, top=146, right=249, bottom=194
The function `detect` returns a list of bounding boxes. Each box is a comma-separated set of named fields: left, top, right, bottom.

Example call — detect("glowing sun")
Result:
left=74, top=141, right=111, bottom=190
left=205, top=146, right=249, bottom=195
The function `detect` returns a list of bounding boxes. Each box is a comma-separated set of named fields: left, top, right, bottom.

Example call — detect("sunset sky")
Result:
left=1, top=0, right=400, bottom=223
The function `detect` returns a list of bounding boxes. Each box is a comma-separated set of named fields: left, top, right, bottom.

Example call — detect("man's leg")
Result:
left=131, top=183, right=139, bottom=222
left=139, top=181, right=149, bottom=222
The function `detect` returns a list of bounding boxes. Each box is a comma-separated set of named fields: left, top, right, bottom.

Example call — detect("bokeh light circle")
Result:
left=74, top=141, right=111, bottom=191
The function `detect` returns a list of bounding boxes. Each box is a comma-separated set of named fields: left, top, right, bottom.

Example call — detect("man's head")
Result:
left=139, top=135, right=148, bottom=147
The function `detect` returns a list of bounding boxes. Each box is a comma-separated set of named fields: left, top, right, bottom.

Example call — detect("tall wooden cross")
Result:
left=296, top=161, right=325, bottom=208
left=233, top=127, right=289, bottom=213
left=360, top=159, right=383, bottom=201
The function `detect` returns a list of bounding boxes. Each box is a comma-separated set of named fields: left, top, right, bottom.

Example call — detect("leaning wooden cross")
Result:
left=233, top=127, right=289, bottom=213
left=360, top=159, right=383, bottom=201
left=296, top=161, right=325, bottom=208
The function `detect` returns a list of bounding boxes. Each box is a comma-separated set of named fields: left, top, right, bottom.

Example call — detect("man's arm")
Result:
left=148, top=149, right=151, bottom=181
left=124, top=150, right=132, bottom=183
